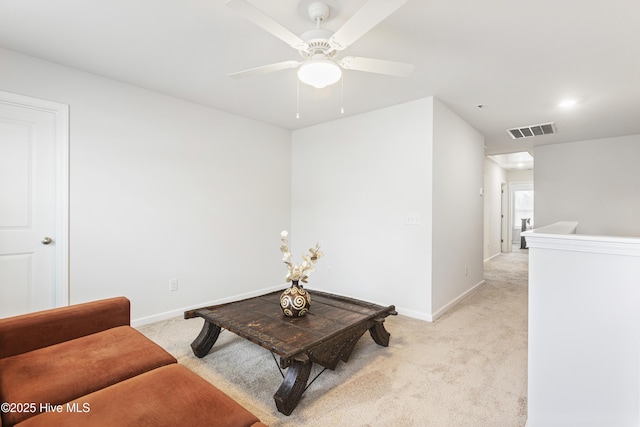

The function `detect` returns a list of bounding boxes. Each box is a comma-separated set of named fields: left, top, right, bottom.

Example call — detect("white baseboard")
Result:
left=395, top=279, right=485, bottom=322
left=430, top=280, right=485, bottom=321
left=131, top=284, right=284, bottom=327
left=484, top=252, right=501, bottom=263
left=395, top=307, right=433, bottom=322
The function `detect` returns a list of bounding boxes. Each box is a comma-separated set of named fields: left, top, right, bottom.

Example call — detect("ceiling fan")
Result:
left=226, top=0, right=414, bottom=89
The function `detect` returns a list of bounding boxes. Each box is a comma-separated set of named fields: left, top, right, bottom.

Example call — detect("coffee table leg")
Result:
left=369, top=318, right=391, bottom=347
left=274, top=361, right=312, bottom=415
left=190, top=320, right=222, bottom=358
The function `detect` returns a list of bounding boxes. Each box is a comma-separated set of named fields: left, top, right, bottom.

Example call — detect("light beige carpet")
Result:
left=137, top=250, right=528, bottom=426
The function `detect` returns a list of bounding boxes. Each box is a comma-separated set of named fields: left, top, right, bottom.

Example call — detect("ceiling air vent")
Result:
left=507, top=122, right=556, bottom=139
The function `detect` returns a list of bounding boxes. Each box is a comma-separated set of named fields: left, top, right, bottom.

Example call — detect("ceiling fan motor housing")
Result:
left=308, top=2, right=330, bottom=22
left=299, top=28, right=335, bottom=59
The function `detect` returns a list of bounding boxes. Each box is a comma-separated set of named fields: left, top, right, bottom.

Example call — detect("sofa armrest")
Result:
left=0, top=297, right=130, bottom=359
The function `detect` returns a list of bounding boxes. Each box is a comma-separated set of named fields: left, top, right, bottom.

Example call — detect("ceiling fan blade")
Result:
left=226, top=0, right=308, bottom=50
left=329, top=0, right=408, bottom=50
left=228, top=60, right=301, bottom=79
left=339, top=56, right=414, bottom=77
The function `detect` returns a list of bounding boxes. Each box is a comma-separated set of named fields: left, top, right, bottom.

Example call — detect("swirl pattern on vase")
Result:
left=280, top=283, right=311, bottom=317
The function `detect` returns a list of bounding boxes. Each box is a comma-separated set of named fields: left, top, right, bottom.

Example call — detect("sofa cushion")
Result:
left=18, top=364, right=267, bottom=427
left=0, top=326, right=176, bottom=426
left=0, top=297, right=130, bottom=359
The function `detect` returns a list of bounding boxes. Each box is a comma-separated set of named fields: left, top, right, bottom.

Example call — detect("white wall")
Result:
left=1, top=47, right=488, bottom=324
left=0, top=48, right=292, bottom=323
left=291, top=97, right=485, bottom=320
left=291, top=98, right=434, bottom=319
left=534, top=134, right=640, bottom=237
left=431, top=99, right=485, bottom=316
left=484, top=158, right=507, bottom=260
left=507, top=168, right=533, bottom=183
left=526, top=224, right=640, bottom=426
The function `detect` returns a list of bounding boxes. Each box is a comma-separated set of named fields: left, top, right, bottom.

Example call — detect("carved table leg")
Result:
left=190, top=320, right=222, bottom=358
left=369, top=318, right=391, bottom=347
left=273, top=360, right=312, bottom=415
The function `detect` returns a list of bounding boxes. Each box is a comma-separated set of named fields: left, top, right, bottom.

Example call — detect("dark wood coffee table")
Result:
left=184, top=290, right=397, bottom=415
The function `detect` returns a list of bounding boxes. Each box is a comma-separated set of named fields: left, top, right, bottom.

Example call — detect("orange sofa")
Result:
left=0, top=297, right=266, bottom=427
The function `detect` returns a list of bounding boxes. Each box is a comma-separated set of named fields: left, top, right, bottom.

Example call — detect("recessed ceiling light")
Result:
left=559, top=99, right=577, bottom=108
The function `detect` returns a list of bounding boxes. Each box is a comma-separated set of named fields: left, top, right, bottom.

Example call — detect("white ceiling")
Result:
left=1, top=0, right=639, bottom=155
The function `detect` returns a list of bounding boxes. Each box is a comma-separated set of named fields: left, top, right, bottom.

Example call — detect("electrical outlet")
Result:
left=169, top=279, right=178, bottom=292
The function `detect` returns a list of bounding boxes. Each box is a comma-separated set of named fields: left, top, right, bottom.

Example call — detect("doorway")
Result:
left=0, top=91, right=69, bottom=317
left=510, top=182, right=534, bottom=247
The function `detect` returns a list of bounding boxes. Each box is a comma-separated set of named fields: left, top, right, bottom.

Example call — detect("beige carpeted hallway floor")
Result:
left=137, top=249, right=529, bottom=426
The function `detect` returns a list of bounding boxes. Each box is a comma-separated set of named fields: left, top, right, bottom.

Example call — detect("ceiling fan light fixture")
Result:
left=297, top=59, right=342, bottom=89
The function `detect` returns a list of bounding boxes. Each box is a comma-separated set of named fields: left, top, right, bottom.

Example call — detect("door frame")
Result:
left=0, top=90, right=69, bottom=307
left=500, top=182, right=511, bottom=252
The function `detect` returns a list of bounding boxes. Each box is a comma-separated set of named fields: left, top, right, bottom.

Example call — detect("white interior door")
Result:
left=0, top=92, right=69, bottom=317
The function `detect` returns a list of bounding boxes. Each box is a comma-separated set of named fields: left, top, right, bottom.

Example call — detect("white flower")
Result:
left=280, top=231, right=323, bottom=284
